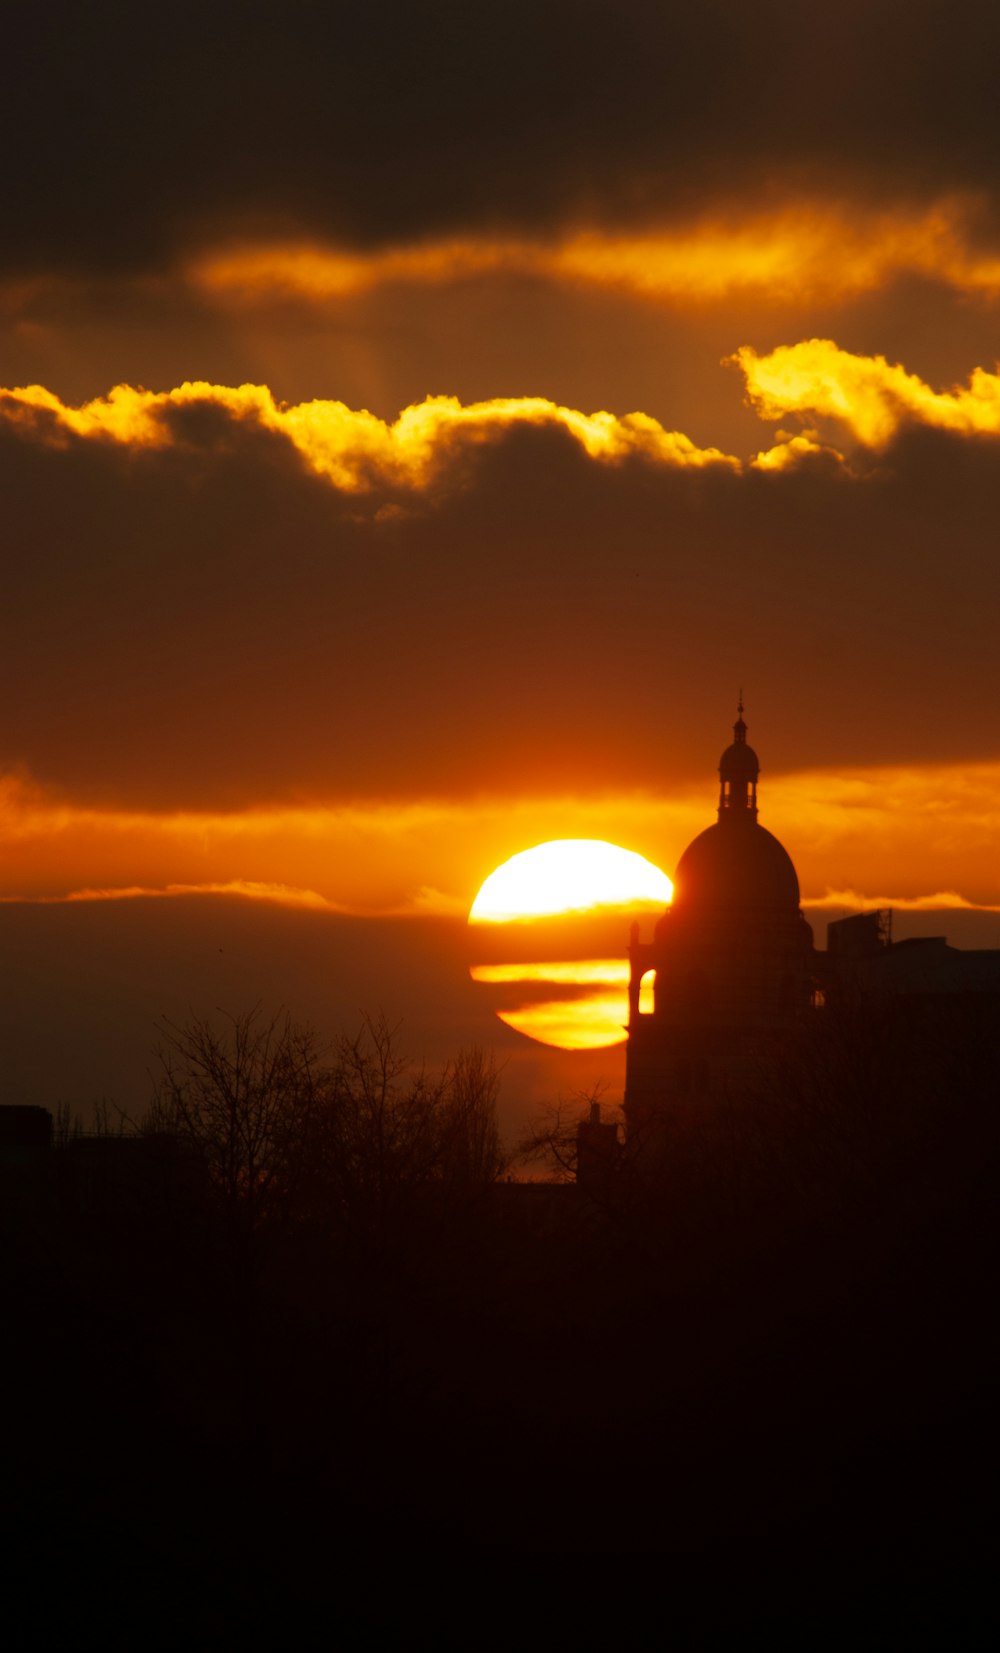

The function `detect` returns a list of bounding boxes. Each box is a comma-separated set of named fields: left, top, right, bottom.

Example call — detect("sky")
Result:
left=4, top=1, right=1000, bottom=1128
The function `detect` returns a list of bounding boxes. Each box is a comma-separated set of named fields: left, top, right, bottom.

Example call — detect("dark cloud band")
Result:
left=8, top=2, right=1000, bottom=278
left=1, top=373, right=997, bottom=808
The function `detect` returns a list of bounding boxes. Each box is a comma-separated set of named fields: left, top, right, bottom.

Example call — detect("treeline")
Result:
left=144, top=1007, right=510, bottom=1277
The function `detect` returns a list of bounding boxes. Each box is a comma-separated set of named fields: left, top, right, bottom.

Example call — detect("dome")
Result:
left=718, top=738, right=759, bottom=781
left=672, top=819, right=800, bottom=911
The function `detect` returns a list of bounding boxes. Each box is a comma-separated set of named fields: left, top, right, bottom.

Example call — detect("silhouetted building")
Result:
left=613, top=706, right=1000, bottom=1163
left=821, top=908, right=1000, bottom=1002
left=623, top=705, right=814, bottom=1144
left=0, top=1105, right=53, bottom=1161
left=575, top=1100, right=619, bottom=1195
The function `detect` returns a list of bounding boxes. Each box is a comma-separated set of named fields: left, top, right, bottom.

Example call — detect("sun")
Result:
left=468, top=839, right=672, bottom=1050
left=469, top=839, right=672, bottom=922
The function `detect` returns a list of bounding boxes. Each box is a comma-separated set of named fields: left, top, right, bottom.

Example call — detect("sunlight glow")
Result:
left=469, top=840, right=672, bottom=923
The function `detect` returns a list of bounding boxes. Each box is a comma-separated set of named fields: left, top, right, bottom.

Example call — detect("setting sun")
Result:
left=469, top=839, right=672, bottom=923
left=469, top=840, right=670, bottom=1050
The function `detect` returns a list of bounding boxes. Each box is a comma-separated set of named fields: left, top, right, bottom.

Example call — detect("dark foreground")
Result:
left=3, top=1049, right=995, bottom=1648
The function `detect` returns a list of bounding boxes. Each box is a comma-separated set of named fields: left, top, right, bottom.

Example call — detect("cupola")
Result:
left=717, top=697, right=759, bottom=821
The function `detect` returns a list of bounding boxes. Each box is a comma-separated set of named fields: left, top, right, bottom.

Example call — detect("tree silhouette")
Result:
left=307, top=1014, right=508, bottom=1247
left=151, top=1005, right=326, bottom=1277
left=427, top=1042, right=506, bottom=1187
left=151, top=1007, right=508, bottom=1264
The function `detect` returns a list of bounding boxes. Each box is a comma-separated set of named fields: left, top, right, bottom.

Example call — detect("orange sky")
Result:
left=4, top=1, right=1000, bottom=1120
left=3, top=758, right=1000, bottom=917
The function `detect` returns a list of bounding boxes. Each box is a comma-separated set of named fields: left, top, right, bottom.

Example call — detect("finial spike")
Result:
left=737, top=687, right=744, bottom=717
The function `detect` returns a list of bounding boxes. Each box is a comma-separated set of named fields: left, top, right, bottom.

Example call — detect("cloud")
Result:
left=805, top=889, right=1000, bottom=913
left=0, top=772, right=694, bottom=914
left=189, top=200, right=1000, bottom=311
left=0, top=382, right=737, bottom=490
left=4, top=757, right=1000, bottom=919
left=13, top=340, right=1000, bottom=518
left=3, top=361, right=1000, bottom=814
left=0, top=880, right=341, bottom=912
left=9, top=5, right=1000, bottom=281
left=14, top=199, right=1000, bottom=350
left=733, top=340, right=1000, bottom=447
left=771, top=763, right=1000, bottom=914
left=750, top=431, right=845, bottom=473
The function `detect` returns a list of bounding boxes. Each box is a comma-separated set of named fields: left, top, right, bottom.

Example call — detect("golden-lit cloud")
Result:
left=187, top=199, right=1000, bottom=309
left=191, top=239, right=518, bottom=300
left=0, top=880, right=341, bottom=911
left=0, top=382, right=737, bottom=489
left=805, top=890, right=1000, bottom=913
left=734, top=340, right=1000, bottom=447
left=749, top=429, right=845, bottom=472
left=9, top=336, right=1000, bottom=510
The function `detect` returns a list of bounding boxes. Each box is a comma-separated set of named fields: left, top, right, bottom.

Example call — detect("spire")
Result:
left=717, top=699, right=759, bottom=821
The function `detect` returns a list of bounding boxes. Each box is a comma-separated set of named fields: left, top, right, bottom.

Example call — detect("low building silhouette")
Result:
left=0, top=1104, right=53, bottom=1162
left=821, top=907, right=1000, bottom=1001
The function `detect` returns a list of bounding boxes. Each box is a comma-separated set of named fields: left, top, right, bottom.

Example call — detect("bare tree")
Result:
left=436, top=1044, right=507, bottom=1188
left=151, top=1005, right=326, bottom=1270
left=518, top=1083, right=618, bottom=1184
left=312, top=1015, right=508, bottom=1244
left=152, top=1008, right=509, bottom=1259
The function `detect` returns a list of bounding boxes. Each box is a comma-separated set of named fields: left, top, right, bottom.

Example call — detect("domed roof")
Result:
left=718, top=736, right=760, bottom=781
left=672, top=819, right=801, bottom=911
